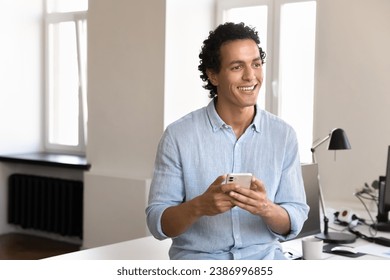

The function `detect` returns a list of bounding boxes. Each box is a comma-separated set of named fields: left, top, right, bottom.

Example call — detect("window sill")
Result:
left=0, top=152, right=91, bottom=171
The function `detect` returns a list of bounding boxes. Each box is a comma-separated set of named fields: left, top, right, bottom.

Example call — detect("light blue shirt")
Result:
left=146, top=100, right=309, bottom=260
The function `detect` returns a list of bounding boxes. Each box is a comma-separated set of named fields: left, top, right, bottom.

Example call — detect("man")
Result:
left=146, top=22, right=309, bottom=260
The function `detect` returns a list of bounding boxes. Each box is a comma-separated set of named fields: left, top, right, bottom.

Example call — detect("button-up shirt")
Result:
left=146, top=100, right=309, bottom=259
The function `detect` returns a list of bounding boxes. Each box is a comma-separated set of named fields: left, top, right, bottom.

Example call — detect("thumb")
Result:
left=209, top=175, right=227, bottom=191
left=251, top=178, right=266, bottom=193
left=213, top=174, right=227, bottom=186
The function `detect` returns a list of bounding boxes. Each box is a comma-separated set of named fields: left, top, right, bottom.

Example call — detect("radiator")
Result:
left=7, top=173, right=83, bottom=239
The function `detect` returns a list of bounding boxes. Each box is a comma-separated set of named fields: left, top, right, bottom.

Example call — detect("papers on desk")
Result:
left=356, top=243, right=390, bottom=259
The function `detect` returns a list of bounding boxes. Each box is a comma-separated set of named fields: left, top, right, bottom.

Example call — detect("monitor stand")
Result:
left=371, top=222, right=390, bottom=232
left=374, top=207, right=390, bottom=232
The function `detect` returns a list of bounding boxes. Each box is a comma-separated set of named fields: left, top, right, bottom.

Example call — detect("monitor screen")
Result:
left=294, top=163, right=321, bottom=239
left=374, top=145, right=390, bottom=231
left=383, top=146, right=390, bottom=213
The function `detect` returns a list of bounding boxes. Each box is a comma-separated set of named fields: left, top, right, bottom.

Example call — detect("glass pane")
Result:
left=46, top=0, right=88, bottom=13
left=48, top=21, right=79, bottom=146
left=224, top=6, right=268, bottom=110
left=279, top=1, right=316, bottom=163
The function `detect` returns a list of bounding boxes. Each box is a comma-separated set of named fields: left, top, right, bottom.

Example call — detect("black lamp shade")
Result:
left=328, top=128, right=351, bottom=150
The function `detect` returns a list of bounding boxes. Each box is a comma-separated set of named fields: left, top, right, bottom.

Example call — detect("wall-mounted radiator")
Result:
left=7, top=173, right=83, bottom=239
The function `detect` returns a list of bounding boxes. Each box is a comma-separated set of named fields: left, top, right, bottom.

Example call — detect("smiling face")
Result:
left=207, top=39, right=264, bottom=111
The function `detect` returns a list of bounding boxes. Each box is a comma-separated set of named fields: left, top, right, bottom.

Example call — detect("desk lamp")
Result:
left=311, top=128, right=356, bottom=244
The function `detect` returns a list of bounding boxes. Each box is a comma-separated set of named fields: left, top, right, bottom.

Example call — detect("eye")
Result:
left=253, top=62, right=263, bottom=68
left=231, top=65, right=242, bottom=71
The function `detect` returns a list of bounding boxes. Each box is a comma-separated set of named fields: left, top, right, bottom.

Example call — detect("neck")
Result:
left=215, top=99, right=256, bottom=139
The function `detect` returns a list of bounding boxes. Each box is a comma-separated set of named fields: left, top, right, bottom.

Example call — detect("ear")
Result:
left=206, top=69, right=218, bottom=86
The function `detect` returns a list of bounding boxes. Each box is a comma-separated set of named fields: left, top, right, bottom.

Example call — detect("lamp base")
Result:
left=315, top=232, right=356, bottom=244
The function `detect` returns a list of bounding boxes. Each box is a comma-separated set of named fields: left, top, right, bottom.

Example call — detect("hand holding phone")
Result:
left=225, top=173, right=253, bottom=188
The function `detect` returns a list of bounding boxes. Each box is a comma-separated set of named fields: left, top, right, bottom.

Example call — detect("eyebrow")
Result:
left=228, top=57, right=262, bottom=66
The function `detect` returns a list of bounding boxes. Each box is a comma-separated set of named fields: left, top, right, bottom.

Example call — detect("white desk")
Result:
left=47, top=230, right=390, bottom=260
left=281, top=232, right=390, bottom=260
left=47, top=236, right=172, bottom=260
left=47, top=202, right=390, bottom=260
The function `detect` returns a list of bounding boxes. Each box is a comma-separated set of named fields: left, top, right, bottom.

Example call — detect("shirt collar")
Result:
left=206, top=99, right=261, bottom=133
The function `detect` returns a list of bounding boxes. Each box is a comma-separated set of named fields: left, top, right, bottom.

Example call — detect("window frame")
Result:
left=44, top=10, right=87, bottom=155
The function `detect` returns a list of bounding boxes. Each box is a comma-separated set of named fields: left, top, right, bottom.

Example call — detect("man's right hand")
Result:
left=195, top=175, right=236, bottom=216
left=161, top=175, right=235, bottom=237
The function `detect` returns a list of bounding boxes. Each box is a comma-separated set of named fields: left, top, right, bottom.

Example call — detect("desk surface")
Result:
left=47, top=202, right=390, bottom=260
left=47, top=236, right=172, bottom=260
left=47, top=231, right=390, bottom=260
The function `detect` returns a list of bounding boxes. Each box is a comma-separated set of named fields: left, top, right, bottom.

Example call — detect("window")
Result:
left=217, top=0, right=317, bottom=163
left=44, top=0, right=88, bottom=154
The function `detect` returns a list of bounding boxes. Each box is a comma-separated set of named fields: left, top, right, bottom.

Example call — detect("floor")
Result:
left=0, top=233, right=80, bottom=260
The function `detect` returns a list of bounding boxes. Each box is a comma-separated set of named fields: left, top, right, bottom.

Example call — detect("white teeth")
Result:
left=238, top=85, right=255, bottom=91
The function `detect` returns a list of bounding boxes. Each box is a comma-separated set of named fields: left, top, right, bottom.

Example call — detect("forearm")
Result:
left=261, top=201, right=291, bottom=235
left=161, top=199, right=201, bottom=238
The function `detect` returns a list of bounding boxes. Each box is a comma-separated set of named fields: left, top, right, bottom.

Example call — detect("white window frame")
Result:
left=44, top=10, right=87, bottom=155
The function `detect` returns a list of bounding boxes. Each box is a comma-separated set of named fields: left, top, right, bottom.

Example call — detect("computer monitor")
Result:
left=372, top=145, right=390, bottom=232
left=294, top=163, right=321, bottom=239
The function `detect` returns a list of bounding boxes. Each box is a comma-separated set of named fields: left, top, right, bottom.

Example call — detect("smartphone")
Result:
left=225, top=173, right=253, bottom=188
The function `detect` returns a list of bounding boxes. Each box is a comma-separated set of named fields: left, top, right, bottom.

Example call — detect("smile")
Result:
left=237, top=84, right=257, bottom=92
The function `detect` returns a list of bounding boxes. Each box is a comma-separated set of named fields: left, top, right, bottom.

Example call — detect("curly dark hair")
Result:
left=198, top=22, right=266, bottom=98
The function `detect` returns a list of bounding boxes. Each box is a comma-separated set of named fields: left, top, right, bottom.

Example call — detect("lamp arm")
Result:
left=318, top=177, right=329, bottom=234
left=311, top=133, right=332, bottom=235
left=311, top=134, right=331, bottom=152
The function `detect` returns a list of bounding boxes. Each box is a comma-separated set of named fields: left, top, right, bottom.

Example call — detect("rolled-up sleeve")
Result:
left=145, top=129, right=184, bottom=240
left=273, top=127, right=309, bottom=241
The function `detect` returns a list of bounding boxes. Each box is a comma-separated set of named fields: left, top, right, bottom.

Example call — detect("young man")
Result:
left=146, top=22, right=309, bottom=260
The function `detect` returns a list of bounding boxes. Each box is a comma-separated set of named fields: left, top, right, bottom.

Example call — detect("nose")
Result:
left=242, top=67, right=255, bottom=81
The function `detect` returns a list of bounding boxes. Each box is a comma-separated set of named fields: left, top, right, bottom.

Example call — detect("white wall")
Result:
left=0, top=0, right=43, bottom=234
left=84, top=0, right=166, bottom=248
left=313, top=0, right=390, bottom=203
left=87, top=0, right=166, bottom=179
left=164, top=0, right=213, bottom=127
left=0, top=0, right=43, bottom=154
left=83, top=174, right=150, bottom=247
